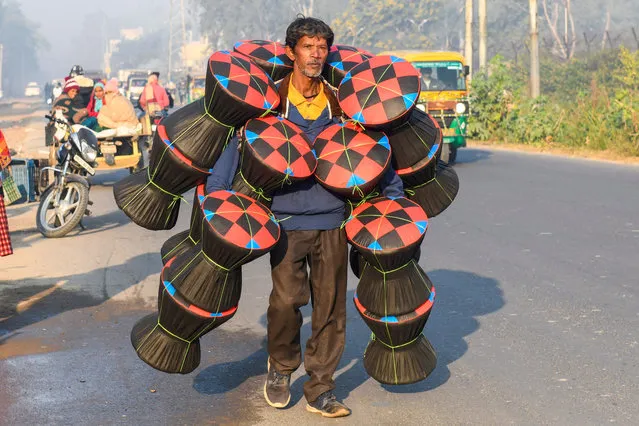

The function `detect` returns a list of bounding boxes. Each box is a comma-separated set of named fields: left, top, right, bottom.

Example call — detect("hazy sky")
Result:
left=16, top=0, right=170, bottom=80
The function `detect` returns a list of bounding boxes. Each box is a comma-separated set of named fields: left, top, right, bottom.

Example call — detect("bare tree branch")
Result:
left=542, top=0, right=568, bottom=60
left=602, top=1, right=611, bottom=50
left=566, top=0, right=576, bottom=59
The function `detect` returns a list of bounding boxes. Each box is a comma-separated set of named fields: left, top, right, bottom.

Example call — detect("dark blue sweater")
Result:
left=206, top=99, right=404, bottom=231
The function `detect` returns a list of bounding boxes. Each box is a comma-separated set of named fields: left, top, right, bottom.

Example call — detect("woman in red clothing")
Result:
left=82, top=81, right=106, bottom=130
left=138, top=72, right=170, bottom=116
left=0, top=129, right=14, bottom=256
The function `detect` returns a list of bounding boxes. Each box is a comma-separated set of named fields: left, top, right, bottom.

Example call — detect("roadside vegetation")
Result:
left=0, top=0, right=45, bottom=96
left=469, top=48, right=639, bottom=158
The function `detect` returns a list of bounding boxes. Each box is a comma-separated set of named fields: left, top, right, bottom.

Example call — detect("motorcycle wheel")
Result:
left=36, top=180, right=89, bottom=238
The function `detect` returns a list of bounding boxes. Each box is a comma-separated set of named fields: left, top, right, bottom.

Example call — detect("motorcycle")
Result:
left=37, top=112, right=143, bottom=237
left=37, top=113, right=97, bottom=237
left=138, top=109, right=167, bottom=149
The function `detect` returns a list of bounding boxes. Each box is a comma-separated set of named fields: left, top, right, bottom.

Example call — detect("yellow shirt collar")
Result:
left=288, top=81, right=327, bottom=108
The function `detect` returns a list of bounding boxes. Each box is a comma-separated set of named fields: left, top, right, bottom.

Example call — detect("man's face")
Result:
left=287, top=35, right=329, bottom=78
left=68, top=88, right=78, bottom=98
left=148, top=75, right=158, bottom=84
left=423, top=70, right=432, bottom=81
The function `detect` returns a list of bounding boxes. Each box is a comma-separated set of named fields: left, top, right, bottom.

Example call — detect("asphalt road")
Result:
left=1, top=147, right=638, bottom=425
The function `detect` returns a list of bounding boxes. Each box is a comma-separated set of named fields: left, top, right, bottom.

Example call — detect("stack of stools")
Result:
left=231, top=115, right=318, bottom=207
left=334, top=55, right=453, bottom=385
left=114, top=50, right=281, bottom=230
left=322, top=44, right=374, bottom=88
left=345, top=197, right=437, bottom=385
left=131, top=190, right=281, bottom=374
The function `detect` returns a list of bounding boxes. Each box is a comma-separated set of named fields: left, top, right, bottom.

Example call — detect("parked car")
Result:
left=24, top=82, right=42, bottom=97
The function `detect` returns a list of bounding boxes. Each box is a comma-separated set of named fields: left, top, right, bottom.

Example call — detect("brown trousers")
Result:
left=267, top=228, right=348, bottom=403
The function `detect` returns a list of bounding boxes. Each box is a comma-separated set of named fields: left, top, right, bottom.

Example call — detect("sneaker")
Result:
left=263, top=358, right=291, bottom=408
left=306, top=391, right=351, bottom=418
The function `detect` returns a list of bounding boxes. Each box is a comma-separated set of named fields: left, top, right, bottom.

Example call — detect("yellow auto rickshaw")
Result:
left=189, top=75, right=206, bottom=102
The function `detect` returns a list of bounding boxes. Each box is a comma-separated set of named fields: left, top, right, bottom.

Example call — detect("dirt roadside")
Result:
left=1, top=99, right=50, bottom=160
left=468, top=140, right=639, bottom=166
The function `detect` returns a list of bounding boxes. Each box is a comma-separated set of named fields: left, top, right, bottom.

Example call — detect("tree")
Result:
left=197, top=0, right=343, bottom=50
left=0, top=0, right=46, bottom=95
left=541, top=0, right=576, bottom=61
left=110, top=31, right=169, bottom=71
left=332, top=0, right=441, bottom=52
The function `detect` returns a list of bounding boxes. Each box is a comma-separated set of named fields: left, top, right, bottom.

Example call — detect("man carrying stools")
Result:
left=206, top=16, right=403, bottom=418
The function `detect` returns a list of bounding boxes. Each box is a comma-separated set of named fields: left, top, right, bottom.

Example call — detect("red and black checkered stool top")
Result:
left=338, top=55, right=421, bottom=128
left=243, top=115, right=317, bottom=180
left=207, top=51, right=280, bottom=114
left=233, top=40, right=293, bottom=81
left=201, top=190, right=280, bottom=268
left=313, top=122, right=391, bottom=199
left=345, top=196, right=428, bottom=269
left=322, top=44, right=374, bottom=87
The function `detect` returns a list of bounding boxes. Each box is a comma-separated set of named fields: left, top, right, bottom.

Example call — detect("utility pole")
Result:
left=529, top=0, right=540, bottom=98
left=167, top=0, right=193, bottom=82
left=478, top=0, right=487, bottom=70
left=465, top=0, right=473, bottom=79
left=0, top=44, right=4, bottom=97
left=168, top=0, right=173, bottom=82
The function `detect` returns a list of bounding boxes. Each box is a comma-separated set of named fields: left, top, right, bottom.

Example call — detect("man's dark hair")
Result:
left=285, top=15, right=334, bottom=50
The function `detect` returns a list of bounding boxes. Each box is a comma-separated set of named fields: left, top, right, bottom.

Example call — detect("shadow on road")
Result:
left=5, top=203, right=35, bottom=217
left=7, top=196, right=133, bottom=250
left=0, top=253, right=156, bottom=338
left=456, top=148, right=493, bottom=165
left=192, top=329, right=269, bottom=396
left=190, top=269, right=504, bottom=403
left=380, top=269, right=504, bottom=394
left=90, top=169, right=130, bottom=187
left=7, top=208, right=132, bottom=249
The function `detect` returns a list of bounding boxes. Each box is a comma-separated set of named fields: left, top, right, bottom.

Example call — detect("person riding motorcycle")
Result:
left=51, top=79, right=88, bottom=125
left=69, top=65, right=96, bottom=108
left=139, top=72, right=170, bottom=116
left=47, top=78, right=88, bottom=180
left=137, top=71, right=170, bottom=138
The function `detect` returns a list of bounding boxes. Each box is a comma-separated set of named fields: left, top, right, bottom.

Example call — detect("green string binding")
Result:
left=237, top=170, right=272, bottom=202
left=120, top=163, right=189, bottom=228
left=405, top=175, right=453, bottom=202
left=408, top=176, right=437, bottom=191
left=371, top=332, right=421, bottom=350
left=341, top=191, right=381, bottom=229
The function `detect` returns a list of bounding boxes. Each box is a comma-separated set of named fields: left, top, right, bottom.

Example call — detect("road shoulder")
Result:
left=468, top=140, right=639, bottom=166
